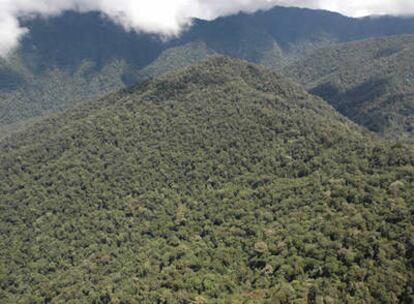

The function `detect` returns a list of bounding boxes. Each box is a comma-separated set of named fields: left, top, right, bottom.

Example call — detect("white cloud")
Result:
left=307, top=0, right=414, bottom=17
left=1, top=0, right=414, bottom=57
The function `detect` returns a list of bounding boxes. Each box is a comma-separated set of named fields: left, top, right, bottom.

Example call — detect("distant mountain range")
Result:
left=19, top=7, right=414, bottom=70
left=2, top=6, right=414, bottom=139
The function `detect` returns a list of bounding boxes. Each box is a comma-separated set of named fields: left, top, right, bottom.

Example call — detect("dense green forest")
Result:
left=0, top=58, right=413, bottom=303
left=285, top=34, right=414, bottom=140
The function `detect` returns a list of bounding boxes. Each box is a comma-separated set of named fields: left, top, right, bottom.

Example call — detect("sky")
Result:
left=1, top=0, right=414, bottom=57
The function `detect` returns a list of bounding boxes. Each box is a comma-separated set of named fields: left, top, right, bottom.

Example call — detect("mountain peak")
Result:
left=129, top=56, right=308, bottom=104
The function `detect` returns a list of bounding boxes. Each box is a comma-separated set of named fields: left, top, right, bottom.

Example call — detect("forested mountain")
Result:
left=1, top=57, right=413, bottom=303
left=3, top=7, right=414, bottom=133
left=285, top=34, right=414, bottom=140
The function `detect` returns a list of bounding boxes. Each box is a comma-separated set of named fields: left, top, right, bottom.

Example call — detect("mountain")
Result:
left=285, top=34, right=414, bottom=140
left=1, top=57, right=413, bottom=303
left=3, top=7, right=414, bottom=132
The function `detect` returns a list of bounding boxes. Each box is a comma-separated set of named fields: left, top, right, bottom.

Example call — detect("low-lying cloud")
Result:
left=1, top=0, right=414, bottom=57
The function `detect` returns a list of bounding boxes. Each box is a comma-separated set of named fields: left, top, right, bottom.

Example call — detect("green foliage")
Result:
left=286, top=34, right=414, bottom=140
left=0, top=57, right=413, bottom=303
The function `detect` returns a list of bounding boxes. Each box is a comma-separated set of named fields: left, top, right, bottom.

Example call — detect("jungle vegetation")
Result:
left=0, top=58, right=413, bottom=303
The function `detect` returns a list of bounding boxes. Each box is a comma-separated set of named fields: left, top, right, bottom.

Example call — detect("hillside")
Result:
left=3, top=8, right=414, bottom=131
left=285, top=34, right=414, bottom=140
left=0, top=56, right=126, bottom=129
left=1, top=58, right=413, bottom=303
left=125, top=41, right=217, bottom=85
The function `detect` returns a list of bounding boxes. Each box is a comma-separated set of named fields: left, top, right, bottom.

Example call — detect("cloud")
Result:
left=1, top=0, right=414, bottom=57
left=305, top=0, right=414, bottom=17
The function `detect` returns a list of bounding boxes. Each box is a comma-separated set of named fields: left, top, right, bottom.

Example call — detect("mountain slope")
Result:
left=0, top=57, right=126, bottom=128
left=3, top=7, right=414, bottom=131
left=1, top=57, right=413, bottom=303
left=125, top=41, right=217, bottom=85
left=286, top=34, right=414, bottom=140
